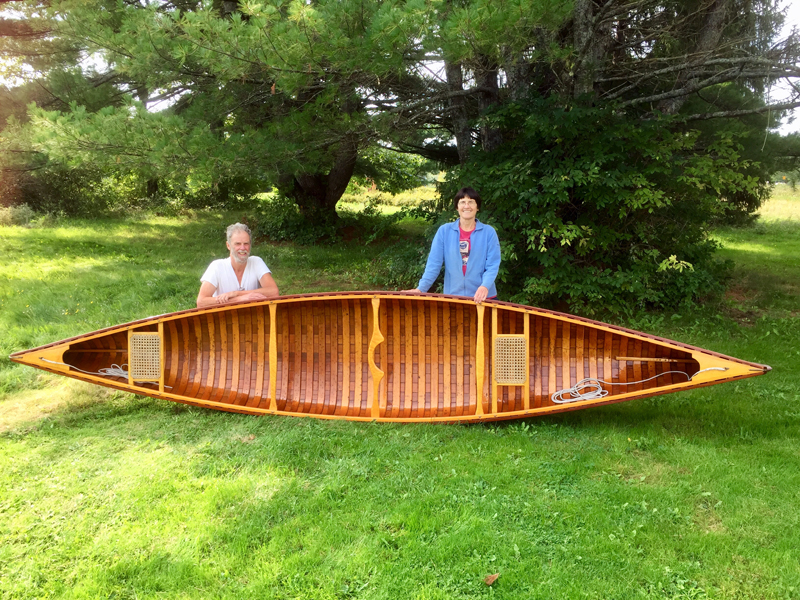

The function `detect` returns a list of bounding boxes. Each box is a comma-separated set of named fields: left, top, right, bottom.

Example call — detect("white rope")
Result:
left=551, top=367, right=728, bottom=404
left=39, top=358, right=172, bottom=388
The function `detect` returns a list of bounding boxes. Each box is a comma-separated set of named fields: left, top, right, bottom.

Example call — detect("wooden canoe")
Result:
left=10, top=292, right=770, bottom=423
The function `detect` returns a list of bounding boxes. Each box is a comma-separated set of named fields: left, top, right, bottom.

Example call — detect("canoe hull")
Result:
left=9, top=292, right=771, bottom=423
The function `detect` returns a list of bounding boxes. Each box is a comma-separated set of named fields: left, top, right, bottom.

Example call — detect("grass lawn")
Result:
left=1, top=195, right=799, bottom=599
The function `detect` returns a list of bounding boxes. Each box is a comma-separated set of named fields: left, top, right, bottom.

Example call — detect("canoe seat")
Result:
left=494, top=335, right=527, bottom=385
left=129, top=333, right=162, bottom=380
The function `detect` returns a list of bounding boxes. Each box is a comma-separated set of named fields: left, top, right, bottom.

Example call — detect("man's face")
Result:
left=227, top=231, right=251, bottom=264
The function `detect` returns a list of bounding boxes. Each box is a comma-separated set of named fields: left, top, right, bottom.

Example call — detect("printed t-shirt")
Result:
left=459, top=226, right=474, bottom=275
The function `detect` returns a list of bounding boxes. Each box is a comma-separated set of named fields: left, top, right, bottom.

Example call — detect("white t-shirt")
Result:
left=200, top=257, right=271, bottom=297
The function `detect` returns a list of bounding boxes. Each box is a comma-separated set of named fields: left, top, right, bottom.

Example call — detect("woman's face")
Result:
left=457, top=196, right=479, bottom=220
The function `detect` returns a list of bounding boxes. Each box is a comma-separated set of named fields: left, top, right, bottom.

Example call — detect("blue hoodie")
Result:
left=417, top=219, right=501, bottom=298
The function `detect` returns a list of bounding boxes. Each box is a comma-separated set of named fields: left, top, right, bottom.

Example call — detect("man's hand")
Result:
left=215, top=291, right=268, bottom=304
left=473, top=286, right=489, bottom=304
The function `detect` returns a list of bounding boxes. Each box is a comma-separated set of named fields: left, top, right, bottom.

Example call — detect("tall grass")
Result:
left=1, top=194, right=798, bottom=599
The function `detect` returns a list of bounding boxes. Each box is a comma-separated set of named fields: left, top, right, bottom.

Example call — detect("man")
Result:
left=196, top=223, right=279, bottom=308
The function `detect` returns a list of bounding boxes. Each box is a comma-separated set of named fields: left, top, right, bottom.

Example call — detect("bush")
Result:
left=445, top=97, right=757, bottom=315
left=251, top=194, right=338, bottom=244
left=366, top=239, right=431, bottom=290
left=0, top=204, right=35, bottom=226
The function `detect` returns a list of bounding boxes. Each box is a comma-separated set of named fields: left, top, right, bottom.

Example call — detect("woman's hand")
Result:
left=403, top=289, right=422, bottom=293
left=473, top=286, right=489, bottom=304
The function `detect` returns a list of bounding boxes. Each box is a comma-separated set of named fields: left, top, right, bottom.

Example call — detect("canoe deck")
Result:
left=10, top=292, right=771, bottom=423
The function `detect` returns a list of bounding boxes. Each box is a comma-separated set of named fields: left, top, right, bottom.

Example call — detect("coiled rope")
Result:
left=39, top=358, right=172, bottom=388
left=551, top=367, right=727, bottom=404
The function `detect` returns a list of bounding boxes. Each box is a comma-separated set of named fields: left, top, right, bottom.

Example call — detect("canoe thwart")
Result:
left=616, top=356, right=694, bottom=363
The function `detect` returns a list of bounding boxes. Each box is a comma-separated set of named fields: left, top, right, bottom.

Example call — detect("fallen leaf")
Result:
left=484, top=573, right=499, bottom=586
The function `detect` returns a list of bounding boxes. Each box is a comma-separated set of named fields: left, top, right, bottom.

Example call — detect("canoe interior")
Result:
left=53, top=296, right=715, bottom=421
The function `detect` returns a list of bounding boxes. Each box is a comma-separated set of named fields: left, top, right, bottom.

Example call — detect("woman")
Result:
left=407, top=187, right=501, bottom=303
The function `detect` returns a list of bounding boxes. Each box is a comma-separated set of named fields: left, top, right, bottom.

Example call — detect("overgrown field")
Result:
left=1, top=193, right=798, bottom=599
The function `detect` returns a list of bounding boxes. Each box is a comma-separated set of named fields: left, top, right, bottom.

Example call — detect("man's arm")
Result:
left=197, top=281, right=221, bottom=308
left=196, top=274, right=279, bottom=308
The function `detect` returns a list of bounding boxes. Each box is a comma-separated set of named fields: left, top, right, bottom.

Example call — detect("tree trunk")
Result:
left=283, top=136, right=358, bottom=224
left=445, top=60, right=472, bottom=164
left=476, top=60, right=502, bottom=152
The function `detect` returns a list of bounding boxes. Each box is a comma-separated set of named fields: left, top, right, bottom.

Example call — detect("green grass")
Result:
left=1, top=195, right=799, bottom=599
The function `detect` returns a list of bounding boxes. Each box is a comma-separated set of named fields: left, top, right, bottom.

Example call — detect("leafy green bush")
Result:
left=445, top=97, right=757, bottom=315
left=251, top=194, right=338, bottom=244
left=366, top=239, right=431, bottom=290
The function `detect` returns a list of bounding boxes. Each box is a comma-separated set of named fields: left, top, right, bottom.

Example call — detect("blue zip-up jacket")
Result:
left=417, top=219, right=501, bottom=298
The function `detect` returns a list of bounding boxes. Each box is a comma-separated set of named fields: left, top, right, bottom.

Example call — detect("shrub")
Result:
left=251, top=194, right=338, bottom=244
left=444, top=97, right=757, bottom=315
left=0, top=203, right=35, bottom=226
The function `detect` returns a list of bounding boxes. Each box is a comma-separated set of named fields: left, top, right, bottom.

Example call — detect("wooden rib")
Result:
left=404, top=301, right=413, bottom=418
left=267, top=304, right=276, bottom=410
left=442, top=304, right=452, bottom=417
left=318, top=302, right=327, bottom=414
left=314, top=303, right=324, bottom=413
left=391, top=300, right=400, bottom=418
left=490, top=307, right=497, bottom=415
left=290, top=307, right=301, bottom=412
left=305, top=303, right=314, bottom=413
left=175, top=318, right=190, bottom=397
left=456, top=305, right=465, bottom=416
left=575, top=324, right=584, bottom=383
left=561, top=321, right=571, bottom=394
left=640, top=342, right=651, bottom=390
left=348, top=298, right=364, bottom=415
left=632, top=339, right=643, bottom=392
left=216, top=313, right=229, bottom=403
left=227, top=311, right=240, bottom=405
left=617, top=336, right=628, bottom=392
left=475, top=304, right=485, bottom=416
left=589, top=327, right=598, bottom=380
left=603, top=331, right=613, bottom=384
left=255, top=307, right=265, bottom=405
left=127, top=329, right=134, bottom=387
left=324, top=302, right=334, bottom=414
left=548, top=319, right=557, bottom=403
left=417, top=301, right=426, bottom=416
left=431, top=303, right=440, bottom=415
left=380, top=297, right=388, bottom=414
left=469, top=306, right=477, bottom=415
left=158, top=322, right=165, bottom=393
left=523, top=313, right=530, bottom=410
left=533, top=316, right=542, bottom=408
left=341, top=300, right=351, bottom=416
left=331, top=303, right=340, bottom=415
left=279, top=308, right=289, bottom=409
left=368, top=297, right=385, bottom=419
left=239, top=310, right=253, bottom=406
left=205, top=313, right=216, bottom=399
left=167, top=319, right=180, bottom=393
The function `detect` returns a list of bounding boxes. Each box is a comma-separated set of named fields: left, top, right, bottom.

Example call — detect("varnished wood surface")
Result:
left=11, top=292, right=771, bottom=423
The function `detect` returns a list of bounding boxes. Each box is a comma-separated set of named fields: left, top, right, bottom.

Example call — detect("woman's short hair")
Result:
left=454, top=187, right=482, bottom=211
left=226, top=222, right=252, bottom=242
